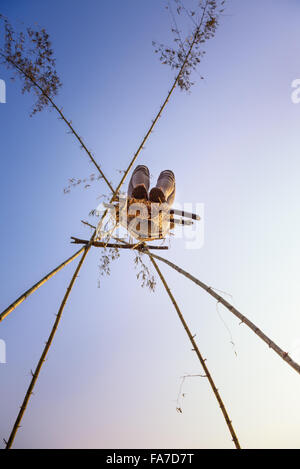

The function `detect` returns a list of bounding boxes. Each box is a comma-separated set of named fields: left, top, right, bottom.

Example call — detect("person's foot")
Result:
left=132, top=184, right=149, bottom=200
left=149, top=187, right=166, bottom=203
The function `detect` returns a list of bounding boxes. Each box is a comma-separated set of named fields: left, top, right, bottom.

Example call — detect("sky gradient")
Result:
left=1, top=0, right=300, bottom=449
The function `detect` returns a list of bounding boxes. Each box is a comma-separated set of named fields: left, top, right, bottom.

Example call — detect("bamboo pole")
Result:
left=108, top=2, right=210, bottom=204
left=0, top=52, right=115, bottom=195
left=0, top=247, right=85, bottom=323
left=169, top=208, right=201, bottom=221
left=94, top=6, right=210, bottom=240
left=70, top=237, right=168, bottom=250
left=147, top=251, right=241, bottom=449
left=147, top=252, right=300, bottom=376
left=5, top=245, right=91, bottom=449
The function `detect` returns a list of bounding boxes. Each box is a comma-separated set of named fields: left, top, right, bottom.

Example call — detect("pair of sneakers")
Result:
left=131, top=184, right=166, bottom=203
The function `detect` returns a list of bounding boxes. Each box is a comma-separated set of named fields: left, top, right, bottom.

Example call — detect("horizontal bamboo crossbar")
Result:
left=70, top=237, right=168, bottom=250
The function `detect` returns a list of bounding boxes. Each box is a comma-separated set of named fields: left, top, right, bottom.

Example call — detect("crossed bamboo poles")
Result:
left=2, top=1, right=298, bottom=449
left=1, top=1, right=243, bottom=450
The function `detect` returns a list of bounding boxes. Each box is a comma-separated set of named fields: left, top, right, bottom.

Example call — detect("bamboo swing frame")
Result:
left=1, top=1, right=299, bottom=450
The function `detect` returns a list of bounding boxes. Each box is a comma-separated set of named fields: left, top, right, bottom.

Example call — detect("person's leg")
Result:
left=149, top=170, right=176, bottom=206
left=127, top=165, right=150, bottom=200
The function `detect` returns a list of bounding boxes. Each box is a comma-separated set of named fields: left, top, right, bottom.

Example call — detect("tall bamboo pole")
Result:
left=147, top=251, right=241, bottom=449
left=147, top=252, right=300, bottom=375
left=0, top=247, right=85, bottom=323
left=5, top=245, right=91, bottom=449
left=0, top=52, right=115, bottom=194
left=108, top=2, right=210, bottom=204
left=93, top=2, right=211, bottom=244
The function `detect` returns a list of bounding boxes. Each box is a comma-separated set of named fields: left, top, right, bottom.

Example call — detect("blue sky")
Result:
left=1, top=0, right=300, bottom=449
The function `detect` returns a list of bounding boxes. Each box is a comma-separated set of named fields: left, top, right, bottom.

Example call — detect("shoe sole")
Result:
left=132, top=185, right=148, bottom=200
left=149, top=187, right=166, bottom=203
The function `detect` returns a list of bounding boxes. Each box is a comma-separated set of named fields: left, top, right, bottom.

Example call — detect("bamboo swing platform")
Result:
left=102, top=197, right=200, bottom=242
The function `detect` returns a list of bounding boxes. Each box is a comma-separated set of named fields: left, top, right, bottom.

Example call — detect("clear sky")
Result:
left=1, top=0, right=300, bottom=449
